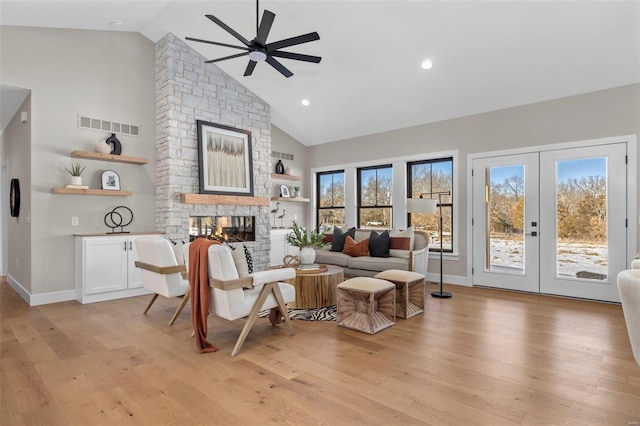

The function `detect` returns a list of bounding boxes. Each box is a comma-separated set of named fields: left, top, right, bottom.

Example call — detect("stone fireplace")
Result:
left=155, top=33, right=272, bottom=270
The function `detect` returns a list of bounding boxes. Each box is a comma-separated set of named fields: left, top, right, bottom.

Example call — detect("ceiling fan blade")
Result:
left=244, top=60, right=258, bottom=76
left=270, top=51, right=321, bottom=63
left=205, top=51, right=249, bottom=64
left=185, top=37, right=248, bottom=51
left=255, top=10, right=275, bottom=46
left=267, top=32, right=320, bottom=51
left=266, top=56, right=293, bottom=78
left=206, top=14, right=251, bottom=46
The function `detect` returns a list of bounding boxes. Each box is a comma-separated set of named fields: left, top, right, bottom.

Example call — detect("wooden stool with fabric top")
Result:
left=374, top=269, right=425, bottom=319
left=337, top=277, right=395, bottom=334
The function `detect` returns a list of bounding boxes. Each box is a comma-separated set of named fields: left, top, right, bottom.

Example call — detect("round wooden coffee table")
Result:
left=293, top=265, right=344, bottom=309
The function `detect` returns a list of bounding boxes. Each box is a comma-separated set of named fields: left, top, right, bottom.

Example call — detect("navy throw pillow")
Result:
left=330, top=227, right=356, bottom=252
left=369, top=230, right=390, bottom=258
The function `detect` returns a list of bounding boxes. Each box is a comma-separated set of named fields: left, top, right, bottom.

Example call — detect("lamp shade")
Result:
left=407, top=198, right=437, bottom=214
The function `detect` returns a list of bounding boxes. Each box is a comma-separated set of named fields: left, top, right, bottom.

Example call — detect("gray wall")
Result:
left=307, top=84, right=640, bottom=279
left=0, top=26, right=156, bottom=301
left=271, top=125, right=310, bottom=229
left=1, top=94, right=32, bottom=291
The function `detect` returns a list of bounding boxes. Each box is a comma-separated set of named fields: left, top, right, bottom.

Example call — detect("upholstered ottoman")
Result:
left=337, top=277, right=396, bottom=334
left=375, top=270, right=425, bottom=319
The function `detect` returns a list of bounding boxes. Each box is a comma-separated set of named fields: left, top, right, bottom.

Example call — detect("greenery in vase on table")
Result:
left=285, top=221, right=323, bottom=248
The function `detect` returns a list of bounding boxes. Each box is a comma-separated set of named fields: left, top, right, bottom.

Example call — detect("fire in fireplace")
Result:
left=189, top=216, right=255, bottom=242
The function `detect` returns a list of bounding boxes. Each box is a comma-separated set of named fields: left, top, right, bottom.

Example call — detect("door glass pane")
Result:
left=486, top=165, right=525, bottom=274
left=555, top=157, right=607, bottom=280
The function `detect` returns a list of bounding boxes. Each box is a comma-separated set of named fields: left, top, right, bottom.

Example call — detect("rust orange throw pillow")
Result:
left=343, top=235, right=370, bottom=257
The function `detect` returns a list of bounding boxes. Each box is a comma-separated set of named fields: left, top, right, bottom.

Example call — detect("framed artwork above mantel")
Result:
left=196, top=120, right=254, bottom=196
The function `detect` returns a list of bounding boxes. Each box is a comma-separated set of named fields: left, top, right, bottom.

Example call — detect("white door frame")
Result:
left=467, top=134, right=637, bottom=288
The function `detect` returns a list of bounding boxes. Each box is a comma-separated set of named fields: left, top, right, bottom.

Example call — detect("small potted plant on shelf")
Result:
left=65, top=163, right=86, bottom=186
left=286, top=221, right=323, bottom=265
left=293, top=186, right=301, bottom=198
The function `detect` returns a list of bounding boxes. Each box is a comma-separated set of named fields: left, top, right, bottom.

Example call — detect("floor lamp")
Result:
left=407, top=191, right=452, bottom=298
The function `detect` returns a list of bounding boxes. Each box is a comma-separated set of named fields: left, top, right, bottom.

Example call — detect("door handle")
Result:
left=525, top=231, right=538, bottom=237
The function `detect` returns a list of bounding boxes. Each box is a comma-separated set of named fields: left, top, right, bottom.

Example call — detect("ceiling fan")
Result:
left=186, top=0, right=321, bottom=78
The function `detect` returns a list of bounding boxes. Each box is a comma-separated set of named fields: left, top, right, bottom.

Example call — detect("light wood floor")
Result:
left=1, top=280, right=639, bottom=425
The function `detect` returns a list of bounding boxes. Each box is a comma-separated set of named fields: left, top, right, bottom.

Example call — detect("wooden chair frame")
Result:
left=135, top=261, right=190, bottom=326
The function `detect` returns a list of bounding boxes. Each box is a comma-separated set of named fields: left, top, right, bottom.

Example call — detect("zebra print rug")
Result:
left=258, top=305, right=337, bottom=321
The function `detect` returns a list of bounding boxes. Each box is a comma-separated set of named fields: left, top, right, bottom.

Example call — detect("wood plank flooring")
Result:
left=1, top=280, right=639, bottom=425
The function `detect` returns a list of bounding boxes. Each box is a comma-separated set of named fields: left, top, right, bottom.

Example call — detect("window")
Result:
left=408, top=158, right=453, bottom=252
left=317, top=170, right=345, bottom=232
left=357, top=165, right=392, bottom=229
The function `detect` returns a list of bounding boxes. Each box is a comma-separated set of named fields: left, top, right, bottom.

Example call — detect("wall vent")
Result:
left=271, top=150, right=294, bottom=161
left=78, top=114, right=140, bottom=137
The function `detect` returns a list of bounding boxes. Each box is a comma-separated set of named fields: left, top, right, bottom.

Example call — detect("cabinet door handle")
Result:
left=129, top=241, right=132, bottom=250
left=124, top=241, right=128, bottom=251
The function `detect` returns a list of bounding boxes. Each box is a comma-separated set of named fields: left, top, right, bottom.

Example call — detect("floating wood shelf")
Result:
left=180, top=193, right=269, bottom=206
left=271, top=173, right=301, bottom=181
left=71, top=150, right=148, bottom=165
left=271, top=197, right=310, bottom=203
left=51, top=188, right=132, bottom=196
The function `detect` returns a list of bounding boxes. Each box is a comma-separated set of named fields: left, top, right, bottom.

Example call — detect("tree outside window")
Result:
left=408, top=158, right=453, bottom=251
left=358, top=165, right=392, bottom=229
left=317, top=170, right=345, bottom=232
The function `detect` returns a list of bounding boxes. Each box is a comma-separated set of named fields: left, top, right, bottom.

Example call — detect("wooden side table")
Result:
left=291, top=265, right=344, bottom=309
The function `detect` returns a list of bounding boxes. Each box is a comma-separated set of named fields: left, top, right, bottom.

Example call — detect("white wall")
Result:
left=0, top=26, right=156, bottom=302
left=307, top=84, right=640, bottom=280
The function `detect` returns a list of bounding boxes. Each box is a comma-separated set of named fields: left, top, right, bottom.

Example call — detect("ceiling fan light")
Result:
left=248, top=50, right=267, bottom=62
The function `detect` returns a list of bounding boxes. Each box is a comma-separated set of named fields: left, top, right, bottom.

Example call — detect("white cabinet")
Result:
left=75, top=234, right=153, bottom=303
left=270, top=229, right=299, bottom=266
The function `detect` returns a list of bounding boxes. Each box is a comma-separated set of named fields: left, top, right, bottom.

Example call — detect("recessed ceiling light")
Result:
left=110, top=20, right=124, bottom=27
left=301, top=99, right=310, bottom=106
left=421, top=59, right=433, bottom=70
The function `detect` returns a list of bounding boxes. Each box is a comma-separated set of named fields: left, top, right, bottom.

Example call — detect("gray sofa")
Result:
left=314, top=229, right=430, bottom=277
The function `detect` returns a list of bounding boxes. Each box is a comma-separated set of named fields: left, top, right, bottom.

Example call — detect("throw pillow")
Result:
left=243, top=244, right=254, bottom=274
left=389, top=227, right=415, bottom=258
left=230, top=245, right=250, bottom=277
left=330, top=226, right=355, bottom=252
left=369, top=230, right=390, bottom=258
left=343, top=235, right=370, bottom=257
left=169, top=239, right=185, bottom=265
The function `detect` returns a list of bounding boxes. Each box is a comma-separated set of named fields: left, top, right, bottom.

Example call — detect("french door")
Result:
left=472, top=143, right=628, bottom=302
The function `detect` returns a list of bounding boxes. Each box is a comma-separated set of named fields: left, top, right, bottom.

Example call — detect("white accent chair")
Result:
left=617, top=269, right=640, bottom=367
left=184, top=243, right=296, bottom=356
left=631, top=258, right=640, bottom=269
left=134, top=236, right=190, bottom=326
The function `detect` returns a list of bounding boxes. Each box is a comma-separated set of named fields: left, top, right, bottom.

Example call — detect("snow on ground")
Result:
left=489, top=238, right=607, bottom=278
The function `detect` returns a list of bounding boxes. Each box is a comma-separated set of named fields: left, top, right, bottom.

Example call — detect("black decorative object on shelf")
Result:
left=275, top=159, right=285, bottom=174
left=105, top=133, right=122, bottom=155
left=9, top=178, right=20, bottom=217
left=104, top=206, right=133, bottom=234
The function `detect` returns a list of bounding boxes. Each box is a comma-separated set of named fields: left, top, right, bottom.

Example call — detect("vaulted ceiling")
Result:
left=1, top=1, right=638, bottom=145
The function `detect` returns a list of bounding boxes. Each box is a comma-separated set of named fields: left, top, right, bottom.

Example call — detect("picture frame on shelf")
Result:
left=196, top=120, right=254, bottom=196
left=280, top=184, right=290, bottom=198
left=101, top=170, right=121, bottom=190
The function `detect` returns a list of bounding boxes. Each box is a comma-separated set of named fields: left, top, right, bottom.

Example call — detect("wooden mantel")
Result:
left=180, top=193, right=269, bottom=206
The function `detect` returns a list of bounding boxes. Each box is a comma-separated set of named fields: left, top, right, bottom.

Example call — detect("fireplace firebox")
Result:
left=189, top=216, right=255, bottom=242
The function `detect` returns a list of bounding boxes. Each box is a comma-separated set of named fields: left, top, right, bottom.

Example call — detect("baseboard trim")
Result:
left=6, top=275, right=30, bottom=304
left=30, top=289, right=78, bottom=306
left=426, top=272, right=469, bottom=287
left=5, top=275, right=77, bottom=306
